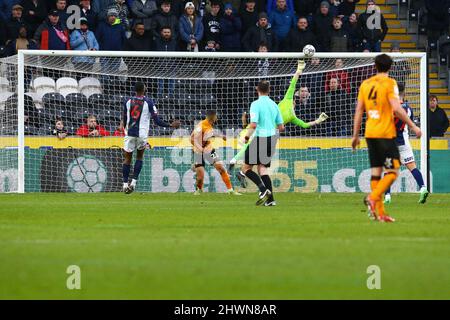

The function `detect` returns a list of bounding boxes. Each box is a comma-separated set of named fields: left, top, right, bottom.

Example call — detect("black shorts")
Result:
left=366, top=138, right=401, bottom=169
left=244, top=136, right=277, bottom=167
left=193, top=148, right=220, bottom=168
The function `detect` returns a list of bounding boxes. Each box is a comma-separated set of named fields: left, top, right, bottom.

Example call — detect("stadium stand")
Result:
left=0, top=0, right=448, bottom=136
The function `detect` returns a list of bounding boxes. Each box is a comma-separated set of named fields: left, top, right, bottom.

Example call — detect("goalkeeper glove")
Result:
left=315, top=113, right=329, bottom=124
left=296, top=60, right=306, bottom=74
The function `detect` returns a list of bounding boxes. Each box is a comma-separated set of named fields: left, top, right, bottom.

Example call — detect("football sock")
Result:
left=376, top=199, right=386, bottom=217
left=261, top=175, right=274, bottom=201
left=122, top=163, right=131, bottom=183
left=370, top=172, right=397, bottom=202
left=382, top=173, right=392, bottom=195
left=130, top=179, right=137, bottom=187
left=220, top=171, right=232, bottom=190
left=239, top=171, right=245, bottom=177
left=133, top=160, right=143, bottom=180
left=370, top=175, right=380, bottom=192
left=245, top=170, right=266, bottom=193
left=411, top=168, right=425, bottom=188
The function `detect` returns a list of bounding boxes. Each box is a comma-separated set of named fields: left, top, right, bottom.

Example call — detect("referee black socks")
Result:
left=261, top=175, right=274, bottom=201
left=245, top=170, right=266, bottom=193
left=261, top=175, right=273, bottom=192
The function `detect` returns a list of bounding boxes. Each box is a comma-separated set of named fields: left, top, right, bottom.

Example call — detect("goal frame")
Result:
left=16, top=50, right=428, bottom=194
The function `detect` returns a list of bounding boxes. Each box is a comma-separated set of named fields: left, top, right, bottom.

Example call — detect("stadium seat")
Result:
left=417, top=6, right=428, bottom=44
left=201, top=94, right=217, bottom=105
left=109, top=94, right=127, bottom=109
left=42, top=92, right=66, bottom=110
left=42, top=92, right=67, bottom=125
left=88, top=93, right=113, bottom=111
left=33, top=77, right=56, bottom=98
left=0, top=77, right=9, bottom=92
left=65, top=92, right=88, bottom=120
left=177, top=93, right=204, bottom=108
left=28, top=106, right=46, bottom=128
left=24, top=124, right=44, bottom=136
left=2, top=94, right=36, bottom=127
left=437, top=35, right=450, bottom=79
left=0, top=92, right=14, bottom=111
left=79, top=77, right=102, bottom=98
left=65, top=92, right=88, bottom=108
left=176, top=108, right=191, bottom=122
left=25, top=92, right=43, bottom=109
left=63, top=122, right=78, bottom=135
left=56, top=77, right=79, bottom=97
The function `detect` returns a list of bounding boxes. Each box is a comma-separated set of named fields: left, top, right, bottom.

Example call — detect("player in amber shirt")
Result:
left=190, top=110, right=240, bottom=196
left=352, top=54, right=422, bottom=222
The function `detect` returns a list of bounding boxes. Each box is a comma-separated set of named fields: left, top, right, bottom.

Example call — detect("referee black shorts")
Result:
left=244, top=136, right=278, bottom=167
left=366, top=138, right=401, bottom=170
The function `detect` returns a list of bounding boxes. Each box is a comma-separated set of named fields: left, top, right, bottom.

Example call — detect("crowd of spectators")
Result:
left=0, top=0, right=391, bottom=55
left=0, top=0, right=448, bottom=138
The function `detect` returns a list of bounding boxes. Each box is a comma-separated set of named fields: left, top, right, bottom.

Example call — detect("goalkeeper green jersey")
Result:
left=278, top=76, right=310, bottom=129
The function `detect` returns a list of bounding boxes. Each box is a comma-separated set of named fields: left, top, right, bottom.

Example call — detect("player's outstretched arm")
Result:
left=151, top=113, right=181, bottom=128
left=294, top=60, right=306, bottom=79
left=291, top=113, right=328, bottom=129
left=283, top=60, right=306, bottom=100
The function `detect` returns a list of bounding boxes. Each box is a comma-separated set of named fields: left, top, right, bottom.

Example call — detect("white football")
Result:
left=303, top=45, right=316, bottom=58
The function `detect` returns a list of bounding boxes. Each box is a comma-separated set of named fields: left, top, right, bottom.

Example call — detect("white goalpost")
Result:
left=0, top=50, right=427, bottom=194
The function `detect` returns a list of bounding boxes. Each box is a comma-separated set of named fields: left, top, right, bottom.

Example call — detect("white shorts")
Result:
left=398, top=143, right=415, bottom=165
left=123, top=136, right=147, bottom=153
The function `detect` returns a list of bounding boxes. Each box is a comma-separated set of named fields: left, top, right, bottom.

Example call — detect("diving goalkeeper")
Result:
left=229, top=60, right=329, bottom=187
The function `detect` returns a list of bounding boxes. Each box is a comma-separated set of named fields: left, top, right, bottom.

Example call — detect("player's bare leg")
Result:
left=214, top=162, right=241, bottom=195
left=122, top=151, right=133, bottom=193
left=194, top=166, right=204, bottom=195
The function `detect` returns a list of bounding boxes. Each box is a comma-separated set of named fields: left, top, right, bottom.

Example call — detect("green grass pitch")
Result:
left=0, top=192, right=449, bottom=300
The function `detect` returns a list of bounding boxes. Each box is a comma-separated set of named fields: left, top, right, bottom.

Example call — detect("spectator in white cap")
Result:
left=179, top=1, right=204, bottom=51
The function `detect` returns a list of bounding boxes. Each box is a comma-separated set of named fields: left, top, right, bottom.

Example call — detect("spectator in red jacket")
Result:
left=325, top=58, right=350, bottom=93
left=113, top=126, right=125, bottom=136
left=33, top=10, right=70, bottom=50
left=76, top=115, right=111, bottom=137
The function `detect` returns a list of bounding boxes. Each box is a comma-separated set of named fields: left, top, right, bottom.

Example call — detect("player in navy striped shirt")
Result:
left=384, top=83, right=429, bottom=204
left=122, top=82, right=180, bottom=194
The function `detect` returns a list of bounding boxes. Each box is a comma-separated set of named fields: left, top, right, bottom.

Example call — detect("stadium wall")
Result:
left=0, top=137, right=448, bottom=193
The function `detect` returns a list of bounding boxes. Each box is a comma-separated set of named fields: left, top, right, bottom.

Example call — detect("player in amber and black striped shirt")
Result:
left=352, top=54, right=422, bottom=222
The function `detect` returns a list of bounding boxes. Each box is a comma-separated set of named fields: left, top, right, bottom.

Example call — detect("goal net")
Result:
left=0, top=51, right=427, bottom=193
